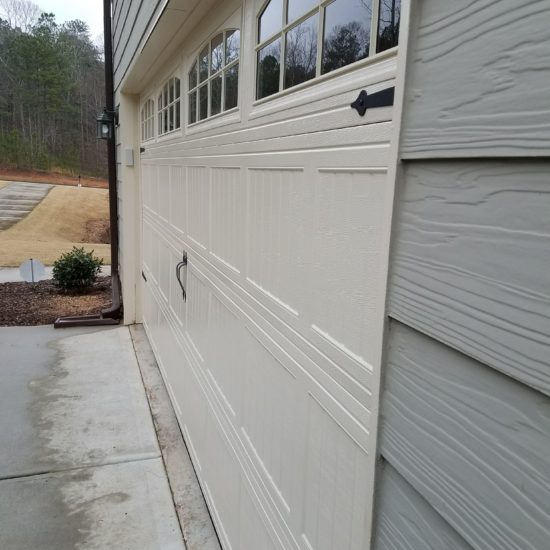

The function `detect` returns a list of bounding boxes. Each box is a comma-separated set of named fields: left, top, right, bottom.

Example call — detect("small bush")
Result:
left=52, top=247, right=103, bottom=292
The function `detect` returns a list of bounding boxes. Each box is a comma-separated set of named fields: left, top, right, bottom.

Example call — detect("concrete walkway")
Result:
left=0, top=181, right=53, bottom=230
left=0, top=326, right=185, bottom=549
left=0, top=264, right=111, bottom=283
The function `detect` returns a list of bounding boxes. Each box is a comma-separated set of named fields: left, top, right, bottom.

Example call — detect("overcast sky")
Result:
left=38, top=0, right=104, bottom=40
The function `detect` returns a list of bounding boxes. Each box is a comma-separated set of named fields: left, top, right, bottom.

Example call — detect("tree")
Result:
left=0, top=0, right=40, bottom=32
left=322, top=21, right=369, bottom=74
left=0, top=11, right=107, bottom=176
left=285, top=19, right=317, bottom=88
left=377, top=0, right=400, bottom=52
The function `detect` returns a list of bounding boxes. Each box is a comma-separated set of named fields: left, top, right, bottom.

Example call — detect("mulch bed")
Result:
left=0, top=276, right=112, bottom=326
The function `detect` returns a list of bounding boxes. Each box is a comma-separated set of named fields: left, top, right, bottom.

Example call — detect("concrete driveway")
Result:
left=0, top=326, right=185, bottom=549
left=0, top=182, right=53, bottom=230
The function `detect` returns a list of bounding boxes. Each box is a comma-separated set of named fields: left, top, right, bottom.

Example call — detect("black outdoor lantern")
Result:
left=96, top=110, right=116, bottom=140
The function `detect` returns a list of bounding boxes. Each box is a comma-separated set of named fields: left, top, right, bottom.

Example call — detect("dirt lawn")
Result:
left=0, top=184, right=110, bottom=266
left=0, top=168, right=107, bottom=188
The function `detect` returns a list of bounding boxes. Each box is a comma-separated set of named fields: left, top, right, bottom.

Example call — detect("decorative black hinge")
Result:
left=351, top=87, right=395, bottom=117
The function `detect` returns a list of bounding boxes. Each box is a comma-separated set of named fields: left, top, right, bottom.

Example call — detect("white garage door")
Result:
left=139, top=2, right=398, bottom=548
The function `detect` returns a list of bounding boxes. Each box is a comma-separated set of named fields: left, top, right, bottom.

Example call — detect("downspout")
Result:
left=54, top=0, right=121, bottom=328
left=100, top=0, right=122, bottom=319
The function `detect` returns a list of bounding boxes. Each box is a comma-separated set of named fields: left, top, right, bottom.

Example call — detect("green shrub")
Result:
left=52, top=247, right=103, bottom=292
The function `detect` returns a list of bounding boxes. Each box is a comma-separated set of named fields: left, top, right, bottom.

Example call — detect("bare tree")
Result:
left=0, top=0, right=42, bottom=32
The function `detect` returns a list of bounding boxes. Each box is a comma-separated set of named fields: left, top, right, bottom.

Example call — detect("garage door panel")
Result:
left=190, top=254, right=373, bottom=427
left=158, top=164, right=170, bottom=223
left=181, top=357, right=208, bottom=475
left=169, top=165, right=186, bottom=237
left=247, top=167, right=311, bottom=318
left=146, top=164, right=160, bottom=215
left=308, top=168, right=388, bottom=373
left=158, top=240, right=170, bottom=303
left=201, top=412, right=242, bottom=550
left=245, top=162, right=388, bottom=383
left=185, top=269, right=211, bottom=363
left=145, top=123, right=392, bottom=162
left=211, top=167, right=245, bottom=273
left=207, top=294, right=248, bottom=419
left=239, top=484, right=281, bottom=550
left=241, top=329, right=307, bottom=523
left=302, top=394, right=371, bottom=550
left=188, top=165, right=210, bottom=250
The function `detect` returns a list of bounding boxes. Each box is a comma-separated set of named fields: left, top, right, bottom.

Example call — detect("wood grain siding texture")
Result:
left=400, top=0, right=550, bottom=158
left=379, top=321, right=550, bottom=550
left=388, top=161, right=550, bottom=396
left=374, top=463, right=473, bottom=550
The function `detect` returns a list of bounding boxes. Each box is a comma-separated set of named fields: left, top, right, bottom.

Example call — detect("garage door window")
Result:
left=158, top=76, right=181, bottom=136
left=140, top=99, right=155, bottom=141
left=188, top=29, right=240, bottom=125
left=256, top=0, right=400, bottom=99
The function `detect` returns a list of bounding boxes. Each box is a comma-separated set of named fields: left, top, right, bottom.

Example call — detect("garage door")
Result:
left=139, top=2, right=399, bottom=548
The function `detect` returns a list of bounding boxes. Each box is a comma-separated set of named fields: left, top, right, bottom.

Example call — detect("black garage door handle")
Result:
left=175, top=252, right=187, bottom=301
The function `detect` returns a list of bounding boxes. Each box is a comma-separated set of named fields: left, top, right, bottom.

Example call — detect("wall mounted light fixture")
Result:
left=96, top=109, right=118, bottom=140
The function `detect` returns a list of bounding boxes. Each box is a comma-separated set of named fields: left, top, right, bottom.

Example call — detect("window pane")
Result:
left=258, top=0, right=283, bottom=43
left=175, top=78, right=181, bottom=99
left=224, top=64, right=238, bottom=110
left=377, top=0, right=400, bottom=52
left=189, top=61, right=198, bottom=89
left=284, top=14, right=318, bottom=89
left=211, top=75, right=222, bottom=116
left=158, top=93, right=162, bottom=110
left=287, top=0, right=317, bottom=23
left=158, top=112, right=162, bottom=134
left=199, top=85, right=208, bottom=120
left=322, top=0, right=372, bottom=75
left=163, top=109, right=168, bottom=133
left=225, top=29, right=240, bottom=64
left=189, top=91, right=197, bottom=124
left=257, top=38, right=281, bottom=99
left=175, top=100, right=181, bottom=128
left=164, top=85, right=168, bottom=105
left=199, top=45, right=209, bottom=82
left=169, top=80, right=174, bottom=103
left=169, top=105, right=174, bottom=130
left=149, top=117, right=154, bottom=138
left=211, top=33, right=224, bottom=74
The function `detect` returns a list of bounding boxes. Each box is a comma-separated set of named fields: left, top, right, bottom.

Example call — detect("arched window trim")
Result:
left=187, top=27, right=241, bottom=126
left=140, top=98, right=155, bottom=142
left=255, top=0, right=400, bottom=100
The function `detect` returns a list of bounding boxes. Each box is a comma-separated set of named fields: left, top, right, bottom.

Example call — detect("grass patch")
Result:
left=0, top=184, right=110, bottom=266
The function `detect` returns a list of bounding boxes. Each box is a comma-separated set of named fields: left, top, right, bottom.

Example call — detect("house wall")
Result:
left=373, top=1, right=550, bottom=549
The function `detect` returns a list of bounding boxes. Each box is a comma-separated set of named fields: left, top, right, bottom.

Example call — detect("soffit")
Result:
left=121, top=0, right=218, bottom=94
